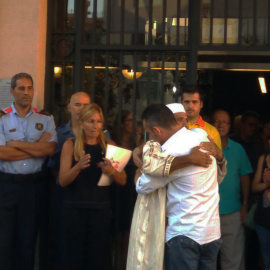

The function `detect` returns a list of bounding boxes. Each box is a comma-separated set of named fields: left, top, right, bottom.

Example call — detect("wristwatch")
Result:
left=216, top=156, right=226, bottom=165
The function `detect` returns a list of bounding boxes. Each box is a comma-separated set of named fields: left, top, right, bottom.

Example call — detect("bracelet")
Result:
left=216, top=156, right=226, bottom=165
left=109, top=167, right=116, bottom=176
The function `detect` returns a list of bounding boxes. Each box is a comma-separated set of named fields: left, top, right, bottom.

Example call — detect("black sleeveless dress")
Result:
left=62, top=142, right=112, bottom=270
left=63, top=143, right=110, bottom=209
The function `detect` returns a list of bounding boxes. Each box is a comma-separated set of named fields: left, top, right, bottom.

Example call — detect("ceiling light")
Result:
left=258, top=77, right=267, bottom=93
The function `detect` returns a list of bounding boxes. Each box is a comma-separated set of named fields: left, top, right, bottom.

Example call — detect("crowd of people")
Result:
left=0, top=72, right=269, bottom=270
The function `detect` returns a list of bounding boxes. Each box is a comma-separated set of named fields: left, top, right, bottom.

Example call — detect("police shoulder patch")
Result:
left=3, top=107, right=12, bottom=114
left=0, top=110, right=6, bottom=117
left=37, top=109, right=51, bottom=116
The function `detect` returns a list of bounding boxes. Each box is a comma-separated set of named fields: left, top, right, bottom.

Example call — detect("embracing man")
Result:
left=135, top=104, right=221, bottom=270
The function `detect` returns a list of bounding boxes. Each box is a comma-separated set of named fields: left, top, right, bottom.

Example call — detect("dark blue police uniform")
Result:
left=0, top=104, right=57, bottom=270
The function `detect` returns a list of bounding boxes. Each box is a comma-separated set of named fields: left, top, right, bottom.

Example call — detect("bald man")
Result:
left=48, top=92, right=91, bottom=172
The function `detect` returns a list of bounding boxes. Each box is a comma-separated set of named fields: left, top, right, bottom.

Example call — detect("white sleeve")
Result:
left=217, top=159, right=227, bottom=184
left=143, top=140, right=175, bottom=177
left=136, top=173, right=170, bottom=194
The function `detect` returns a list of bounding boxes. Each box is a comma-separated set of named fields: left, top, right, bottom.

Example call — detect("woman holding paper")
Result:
left=59, top=103, right=126, bottom=270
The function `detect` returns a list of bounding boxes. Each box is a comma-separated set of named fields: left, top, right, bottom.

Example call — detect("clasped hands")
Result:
left=78, top=152, right=115, bottom=176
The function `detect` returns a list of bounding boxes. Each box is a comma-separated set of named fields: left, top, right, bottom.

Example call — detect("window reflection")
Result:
left=201, top=0, right=269, bottom=45
left=82, top=0, right=189, bottom=46
left=84, top=0, right=107, bottom=44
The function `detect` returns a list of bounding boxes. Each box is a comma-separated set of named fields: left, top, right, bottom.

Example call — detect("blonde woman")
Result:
left=59, top=103, right=126, bottom=270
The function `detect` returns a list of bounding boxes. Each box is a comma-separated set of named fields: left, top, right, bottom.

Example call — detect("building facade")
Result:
left=1, top=1, right=270, bottom=269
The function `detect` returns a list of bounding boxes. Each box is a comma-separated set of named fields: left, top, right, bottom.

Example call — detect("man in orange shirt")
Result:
left=181, top=85, right=221, bottom=149
left=181, top=85, right=224, bottom=165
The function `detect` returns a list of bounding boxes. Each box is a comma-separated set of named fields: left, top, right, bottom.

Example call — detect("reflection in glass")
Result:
left=201, top=0, right=242, bottom=45
left=109, top=0, right=121, bottom=45
left=212, top=18, right=224, bottom=44
left=66, top=0, right=75, bottom=30
left=103, top=0, right=190, bottom=46
left=201, top=0, right=211, bottom=44
left=226, top=19, right=238, bottom=44
left=136, top=53, right=186, bottom=116
left=84, top=0, right=107, bottom=44
left=52, top=65, right=73, bottom=125
left=54, top=0, right=74, bottom=31
left=84, top=52, right=125, bottom=122
left=256, top=0, right=268, bottom=45
left=81, top=52, right=188, bottom=126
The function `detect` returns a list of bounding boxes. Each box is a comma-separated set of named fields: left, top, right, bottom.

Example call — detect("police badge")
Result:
left=35, top=123, right=44, bottom=131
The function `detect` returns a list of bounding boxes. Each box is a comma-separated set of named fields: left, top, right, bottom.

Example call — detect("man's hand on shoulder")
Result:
left=188, top=146, right=212, bottom=168
left=200, top=136, right=223, bottom=161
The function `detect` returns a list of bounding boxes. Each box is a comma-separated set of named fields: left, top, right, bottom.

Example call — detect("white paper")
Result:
left=97, top=144, right=132, bottom=186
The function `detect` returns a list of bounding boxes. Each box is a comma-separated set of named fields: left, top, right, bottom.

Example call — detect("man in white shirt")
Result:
left=136, top=104, right=221, bottom=270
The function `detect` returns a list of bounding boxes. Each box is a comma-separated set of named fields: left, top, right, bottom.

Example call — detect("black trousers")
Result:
left=0, top=172, right=45, bottom=270
left=53, top=184, right=66, bottom=270
left=63, top=207, right=111, bottom=270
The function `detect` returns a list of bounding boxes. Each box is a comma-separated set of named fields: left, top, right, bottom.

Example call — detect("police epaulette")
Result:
left=0, top=110, right=6, bottom=117
left=37, top=109, right=51, bottom=116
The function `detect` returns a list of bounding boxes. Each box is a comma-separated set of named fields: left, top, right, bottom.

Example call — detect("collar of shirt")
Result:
left=188, top=115, right=205, bottom=128
left=224, top=138, right=233, bottom=150
left=161, top=127, right=187, bottom=152
left=11, top=103, right=34, bottom=118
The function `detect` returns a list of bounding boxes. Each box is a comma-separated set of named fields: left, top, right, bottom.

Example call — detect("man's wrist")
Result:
left=216, top=152, right=224, bottom=162
left=216, top=156, right=226, bottom=165
left=186, top=154, right=193, bottom=166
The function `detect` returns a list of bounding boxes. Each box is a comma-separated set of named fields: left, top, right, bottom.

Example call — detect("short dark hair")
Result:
left=181, top=85, right=205, bottom=102
left=11, top=73, right=33, bottom=89
left=241, top=111, right=261, bottom=123
left=141, top=104, right=178, bottom=130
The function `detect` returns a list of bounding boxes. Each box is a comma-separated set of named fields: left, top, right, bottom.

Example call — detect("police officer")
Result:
left=0, top=72, right=57, bottom=270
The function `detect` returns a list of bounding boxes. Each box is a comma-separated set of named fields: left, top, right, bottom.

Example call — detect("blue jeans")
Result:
left=165, top=235, right=222, bottom=270
left=255, top=223, right=270, bottom=270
